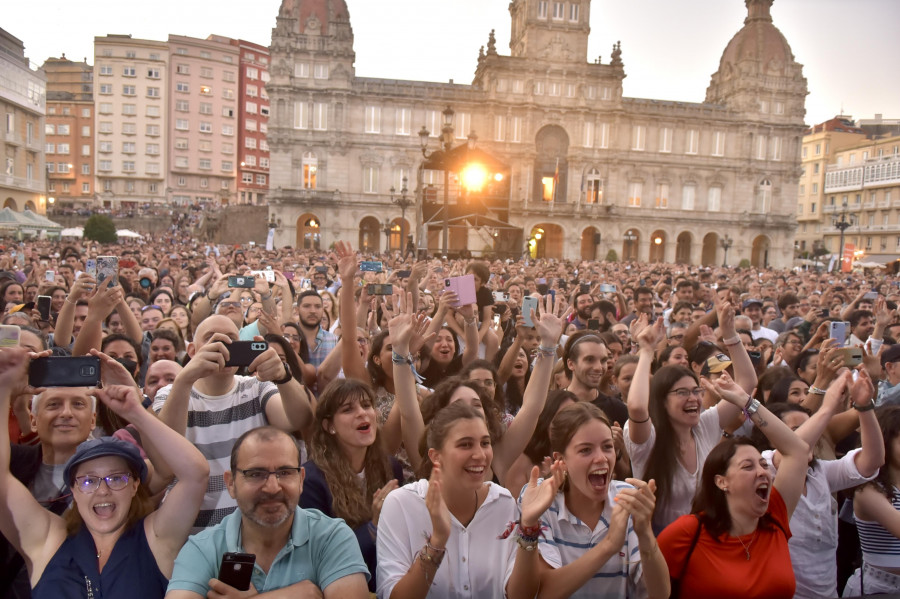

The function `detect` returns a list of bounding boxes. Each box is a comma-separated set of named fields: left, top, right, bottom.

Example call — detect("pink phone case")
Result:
left=445, top=274, right=477, bottom=307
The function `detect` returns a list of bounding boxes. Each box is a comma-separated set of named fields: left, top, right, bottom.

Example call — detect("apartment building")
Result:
left=94, top=34, right=169, bottom=209
left=234, top=39, right=270, bottom=205
left=167, top=35, right=239, bottom=206
left=1, top=28, right=46, bottom=214
left=43, top=56, right=94, bottom=208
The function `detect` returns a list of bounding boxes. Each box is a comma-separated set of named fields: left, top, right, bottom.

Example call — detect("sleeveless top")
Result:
left=856, top=486, right=900, bottom=568
left=32, top=518, right=168, bottom=599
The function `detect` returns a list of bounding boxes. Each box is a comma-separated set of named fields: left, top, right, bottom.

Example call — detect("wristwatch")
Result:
left=853, top=399, right=876, bottom=412
left=272, top=361, right=293, bottom=385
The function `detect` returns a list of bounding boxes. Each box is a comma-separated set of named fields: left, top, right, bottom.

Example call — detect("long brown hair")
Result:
left=417, top=402, right=486, bottom=479
left=642, top=365, right=698, bottom=531
left=549, top=402, right=611, bottom=493
left=308, top=379, right=393, bottom=529
left=65, top=466, right=155, bottom=536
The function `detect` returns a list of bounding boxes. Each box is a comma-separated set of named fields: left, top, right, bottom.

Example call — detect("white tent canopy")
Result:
left=60, top=227, right=84, bottom=238
left=115, top=229, right=143, bottom=238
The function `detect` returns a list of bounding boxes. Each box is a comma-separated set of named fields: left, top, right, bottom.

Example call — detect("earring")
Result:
left=723, top=487, right=729, bottom=493
left=330, top=428, right=335, bottom=434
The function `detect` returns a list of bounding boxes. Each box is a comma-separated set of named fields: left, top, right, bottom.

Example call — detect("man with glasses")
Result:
left=165, top=427, right=369, bottom=598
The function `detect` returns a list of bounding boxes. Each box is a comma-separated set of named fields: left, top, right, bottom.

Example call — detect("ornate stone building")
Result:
left=267, top=0, right=807, bottom=267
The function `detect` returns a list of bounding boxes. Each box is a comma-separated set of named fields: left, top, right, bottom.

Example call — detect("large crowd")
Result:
left=2, top=231, right=900, bottom=598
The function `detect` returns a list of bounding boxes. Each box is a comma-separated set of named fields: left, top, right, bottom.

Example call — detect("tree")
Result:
left=83, top=214, right=117, bottom=243
left=605, top=249, right=618, bottom=262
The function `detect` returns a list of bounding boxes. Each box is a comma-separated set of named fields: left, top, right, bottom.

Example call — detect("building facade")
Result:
left=94, top=35, right=169, bottom=210
left=167, top=35, right=239, bottom=206
left=43, top=56, right=94, bottom=209
left=267, top=0, right=807, bottom=267
left=823, top=134, right=900, bottom=263
left=235, top=39, right=271, bottom=205
left=1, top=28, right=46, bottom=214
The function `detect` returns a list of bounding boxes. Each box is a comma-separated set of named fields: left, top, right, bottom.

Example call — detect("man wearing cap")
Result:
left=877, top=345, right=900, bottom=406
left=165, top=427, right=369, bottom=599
left=701, top=353, right=733, bottom=381
left=741, top=298, right=778, bottom=343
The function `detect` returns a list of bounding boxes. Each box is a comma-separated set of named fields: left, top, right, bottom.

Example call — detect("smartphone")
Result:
left=85, top=259, right=97, bottom=279
left=37, top=295, right=52, bottom=321
left=315, top=266, right=328, bottom=274
left=96, top=256, right=119, bottom=288
left=283, top=271, right=295, bottom=280
left=396, top=269, right=411, bottom=279
left=580, top=283, right=591, bottom=296
left=28, top=356, right=101, bottom=388
left=863, top=291, right=878, bottom=301
left=828, top=321, right=848, bottom=344
left=367, top=283, right=393, bottom=296
left=492, top=291, right=509, bottom=302
left=219, top=552, right=255, bottom=592
left=444, top=275, right=477, bottom=307
left=522, top=296, right=540, bottom=328
left=837, top=347, right=863, bottom=367
left=228, top=276, right=256, bottom=289
left=600, top=284, right=617, bottom=293
left=587, top=319, right=601, bottom=331
left=360, top=261, right=384, bottom=273
left=250, top=270, right=275, bottom=283
left=0, top=324, right=20, bottom=348
left=224, top=341, right=269, bottom=367
left=747, top=350, right=762, bottom=366
left=45, top=270, right=56, bottom=283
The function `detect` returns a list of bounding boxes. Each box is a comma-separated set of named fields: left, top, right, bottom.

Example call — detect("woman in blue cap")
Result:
left=0, top=347, right=209, bottom=598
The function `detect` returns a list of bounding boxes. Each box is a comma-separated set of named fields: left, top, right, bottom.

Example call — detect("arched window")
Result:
left=302, top=152, right=317, bottom=189
left=584, top=168, right=602, bottom=204
left=754, top=179, right=771, bottom=213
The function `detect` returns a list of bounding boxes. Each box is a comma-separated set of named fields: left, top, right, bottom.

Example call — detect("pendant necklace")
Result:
left=736, top=530, right=757, bottom=561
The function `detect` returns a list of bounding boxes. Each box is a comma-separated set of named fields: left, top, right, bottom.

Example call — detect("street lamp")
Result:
left=419, top=106, right=457, bottom=256
left=390, top=175, right=413, bottom=244
left=833, top=199, right=855, bottom=272
left=720, top=234, right=733, bottom=267
left=623, top=230, right=637, bottom=261
left=382, top=219, right=393, bottom=252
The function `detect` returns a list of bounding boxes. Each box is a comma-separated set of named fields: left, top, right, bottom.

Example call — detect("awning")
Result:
left=424, top=210, right=523, bottom=231
left=853, top=254, right=897, bottom=265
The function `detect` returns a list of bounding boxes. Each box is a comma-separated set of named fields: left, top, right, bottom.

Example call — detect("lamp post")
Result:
left=833, top=199, right=855, bottom=272
left=623, top=230, right=637, bottom=261
left=720, top=234, right=733, bottom=267
left=419, top=106, right=457, bottom=256
left=390, top=175, right=413, bottom=244
left=382, top=219, right=393, bottom=253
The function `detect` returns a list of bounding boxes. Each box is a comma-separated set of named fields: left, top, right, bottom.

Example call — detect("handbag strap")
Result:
left=671, top=514, right=704, bottom=599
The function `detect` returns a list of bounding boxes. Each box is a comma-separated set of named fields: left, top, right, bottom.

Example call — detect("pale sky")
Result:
left=6, top=0, right=899, bottom=126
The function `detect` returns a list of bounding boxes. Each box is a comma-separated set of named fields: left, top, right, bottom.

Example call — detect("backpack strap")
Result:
left=671, top=514, right=704, bottom=599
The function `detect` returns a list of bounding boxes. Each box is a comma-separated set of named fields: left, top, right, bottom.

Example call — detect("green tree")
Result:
left=83, top=214, right=118, bottom=243
left=605, top=249, right=619, bottom=262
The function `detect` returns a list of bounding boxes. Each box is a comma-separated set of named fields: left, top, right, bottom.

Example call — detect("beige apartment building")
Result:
left=43, top=56, right=94, bottom=208
left=823, top=134, right=900, bottom=263
left=167, top=35, right=239, bottom=206
left=1, top=28, right=46, bottom=214
left=267, top=0, right=808, bottom=267
left=94, top=35, right=168, bottom=209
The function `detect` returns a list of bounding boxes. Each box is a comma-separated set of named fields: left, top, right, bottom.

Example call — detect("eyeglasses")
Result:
left=238, top=467, right=302, bottom=485
left=357, top=337, right=369, bottom=345
left=669, top=334, right=685, bottom=340
left=218, top=301, right=240, bottom=309
left=785, top=339, right=803, bottom=346
left=283, top=333, right=300, bottom=341
left=239, top=297, right=255, bottom=303
left=141, top=304, right=162, bottom=312
left=668, top=387, right=705, bottom=399
left=73, top=472, right=133, bottom=494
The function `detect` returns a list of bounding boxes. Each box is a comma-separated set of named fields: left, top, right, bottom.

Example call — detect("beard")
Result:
left=243, top=492, right=294, bottom=528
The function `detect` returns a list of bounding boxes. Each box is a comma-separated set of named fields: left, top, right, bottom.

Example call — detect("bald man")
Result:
left=144, top=359, right=183, bottom=405
left=153, top=315, right=313, bottom=530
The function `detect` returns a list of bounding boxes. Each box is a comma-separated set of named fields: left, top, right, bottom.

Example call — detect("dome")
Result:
left=278, top=0, right=350, bottom=34
left=717, top=0, right=795, bottom=76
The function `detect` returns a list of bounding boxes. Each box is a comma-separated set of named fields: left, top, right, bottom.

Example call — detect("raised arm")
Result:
left=626, top=315, right=663, bottom=445
left=72, top=284, right=124, bottom=356
left=252, top=340, right=314, bottom=434
left=458, top=302, right=480, bottom=368
left=492, top=295, right=567, bottom=486
left=53, top=274, right=95, bottom=347
left=336, top=241, right=369, bottom=383
left=710, top=373, right=809, bottom=519
left=496, top=320, right=525, bottom=386
left=95, top=385, right=209, bottom=578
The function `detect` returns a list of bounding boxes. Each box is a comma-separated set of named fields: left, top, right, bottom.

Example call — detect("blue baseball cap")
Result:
left=63, top=436, right=148, bottom=485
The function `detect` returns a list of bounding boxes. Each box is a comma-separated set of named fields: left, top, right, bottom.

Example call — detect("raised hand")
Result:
left=629, top=312, right=649, bottom=342
left=520, top=461, right=565, bottom=527
left=334, top=240, right=358, bottom=282
left=616, top=479, right=658, bottom=535
left=387, top=292, right=417, bottom=352
left=426, top=462, right=452, bottom=547
left=706, top=371, right=748, bottom=408
left=69, top=274, right=97, bottom=302
left=636, top=316, right=665, bottom=351
left=534, top=294, right=570, bottom=346
left=91, top=349, right=141, bottom=388
left=92, top=385, right=145, bottom=422
left=371, top=479, right=399, bottom=527
left=850, top=367, right=876, bottom=408
left=0, top=347, right=29, bottom=392
left=88, top=283, right=124, bottom=320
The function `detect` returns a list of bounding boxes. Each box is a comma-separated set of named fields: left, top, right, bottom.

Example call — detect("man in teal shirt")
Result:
left=166, top=427, right=369, bottom=598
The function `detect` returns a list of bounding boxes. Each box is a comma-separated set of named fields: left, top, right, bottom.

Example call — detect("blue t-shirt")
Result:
left=167, top=506, right=369, bottom=595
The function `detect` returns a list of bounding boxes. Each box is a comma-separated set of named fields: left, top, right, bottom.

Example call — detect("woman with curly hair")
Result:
left=300, top=379, right=403, bottom=593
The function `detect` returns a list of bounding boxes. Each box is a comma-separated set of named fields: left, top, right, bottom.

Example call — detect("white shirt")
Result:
left=762, top=448, right=876, bottom=599
left=624, top=406, right=722, bottom=530
left=376, top=479, right=517, bottom=599
left=750, top=325, right=779, bottom=344
left=509, top=479, right=645, bottom=599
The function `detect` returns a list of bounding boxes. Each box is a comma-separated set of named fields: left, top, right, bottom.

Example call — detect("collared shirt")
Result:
left=308, top=326, right=337, bottom=368
left=377, top=479, right=517, bottom=599
left=167, top=507, right=369, bottom=596
left=513, top=479, right=644, bottom=599
left=762, top=448, right=876, bottom=599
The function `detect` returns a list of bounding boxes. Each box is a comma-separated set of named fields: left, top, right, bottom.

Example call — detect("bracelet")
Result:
left=464, top=318, right=477, bottom=327
left=515, top=535, right=539, bottom=551
left=536, top=344, right=557, bottom=358
left=722, top=430, right=733, bottom=439
left=853, top=399, right=876, bottom=412
left=64, top=296, right=76, bottom=305
left=628, top=414, right=650, bottom=424
left=743, top=397, right=762, bottom=419
left=391, top=350, right=413, bottom=365
left=722, top=336, right=741, bottom=346
left=260, top=292, right=273, bottom=301
left=808, top=386, right=827, bottom=395
left=272, top=361, right=294, bottom=385
left=425, top=536, right=446, bottom=557
left=517, top=522, right=543, bottom=541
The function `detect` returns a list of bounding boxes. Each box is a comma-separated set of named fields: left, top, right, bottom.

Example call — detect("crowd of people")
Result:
left=2, top=231, right=900, bottom=598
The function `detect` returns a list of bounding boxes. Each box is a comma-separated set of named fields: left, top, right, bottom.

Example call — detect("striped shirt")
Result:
left=856, top=486, right=900, bottom=568
left=152, top=376, right=278, bottom=530
left=515, top=479, right=644, bottom=599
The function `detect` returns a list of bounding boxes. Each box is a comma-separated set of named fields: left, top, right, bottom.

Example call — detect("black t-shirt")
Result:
left=475, top=286, right=494, bottom=317
left=592, top=393, right=629, bottom=427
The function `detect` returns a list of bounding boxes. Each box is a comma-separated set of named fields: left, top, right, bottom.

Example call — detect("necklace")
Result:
left=736, top=529, right=758, bottom=561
